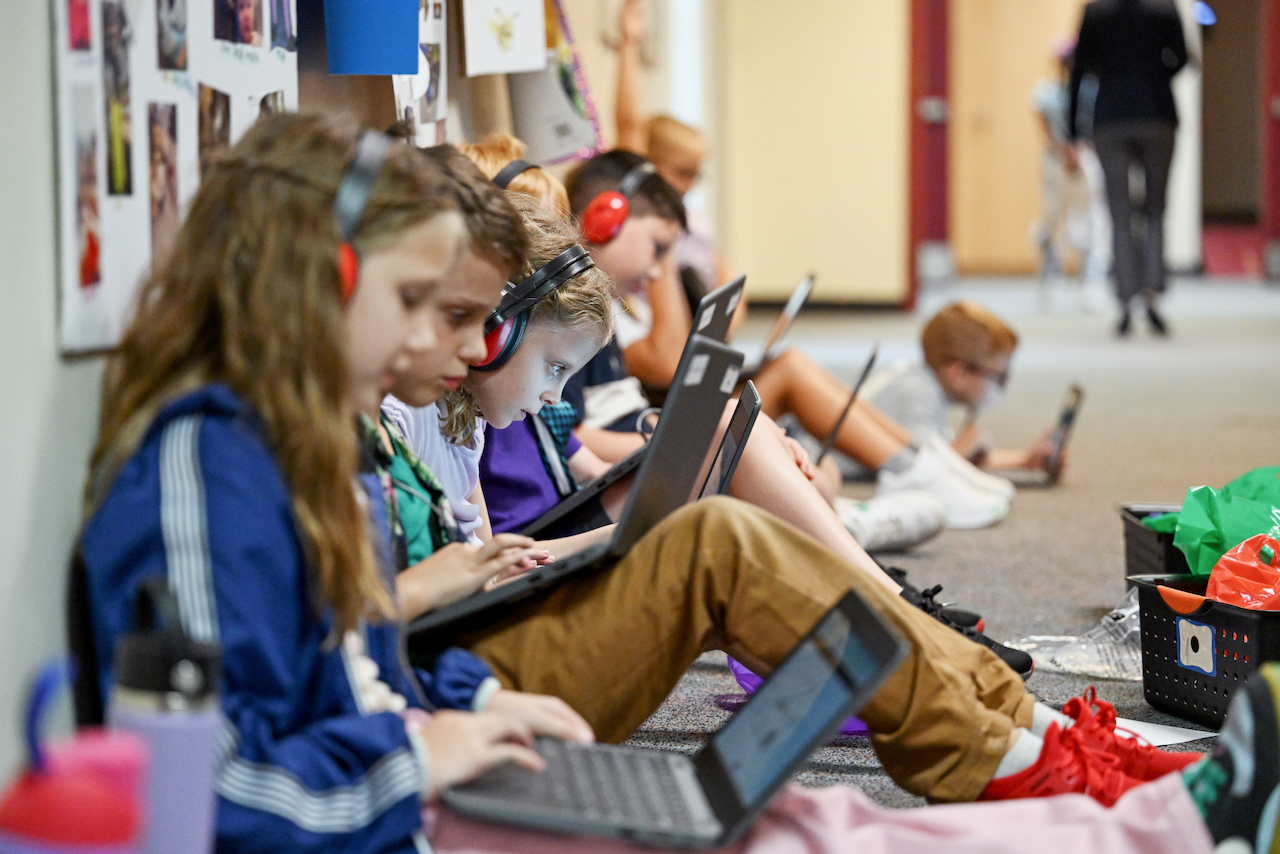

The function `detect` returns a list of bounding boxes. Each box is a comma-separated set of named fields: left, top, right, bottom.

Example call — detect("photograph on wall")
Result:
left=216, top=0, right=264, bottom=46
left=392, top=0, right=447, bottom=146
left=103, top=0, right=133, bottom=195
left=156, top=0, right=187, bottom=69
left=461, top=0, right=547, bottom=77
left=68, top=0, right=91, bottom=50
left=148, top=103, right=179, bottom=261
left=73, top=84, right=101, bottom=288
left=199, top=84, right=231, bottom=174
left=269, top=0, right=296, bottom=50
left=257, top=89, right=285, bottom=117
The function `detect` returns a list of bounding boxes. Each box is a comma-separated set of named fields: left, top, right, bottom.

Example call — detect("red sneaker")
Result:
left=1062, top=687, right=1204, bottom=781
left=978, top=723, right=1142, bottom=806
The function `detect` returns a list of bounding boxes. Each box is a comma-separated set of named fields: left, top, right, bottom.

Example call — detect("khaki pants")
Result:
left=461, top=496, right=1034, bottom=802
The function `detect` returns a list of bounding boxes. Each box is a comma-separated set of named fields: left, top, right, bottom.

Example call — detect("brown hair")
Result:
left=645, top=115, right=706, bottom=165
left=420, top=143, right=529, bottom=280
left=439, top=194, right=615, bottom=445
left=455, top=133, right=572, bottom=217
left=921, top=301, right=1019, bottom=372
left=88, top=113, right=456, bottom=634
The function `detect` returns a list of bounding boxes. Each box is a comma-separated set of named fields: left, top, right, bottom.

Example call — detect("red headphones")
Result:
left=332, top=130, right=392, bottom=303
left=579, top=161, right=657, bottom=244
left=473, top=245, right=595, bottom=372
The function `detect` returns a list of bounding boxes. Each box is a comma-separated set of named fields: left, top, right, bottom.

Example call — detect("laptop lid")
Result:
left=753, top=274, right=814, bottom=365
left=814, top=344, right=879, bottom=466
left=607, top=335, right=745, bottom=556
left=692, top=275, right=747, bottom=344
left=694, top=590, right=908, bottom=844
left=697, top=381, right=762, bottom=500
left=1045, top=384, right=1083, bottom=485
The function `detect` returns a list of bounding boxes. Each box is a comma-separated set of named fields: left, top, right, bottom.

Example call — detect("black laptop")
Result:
left=519, top=279, right=747, bottom=539
left=442, top=589, right=908, bottom=848
left=696, top=381, right=762, bottom=499
left=409, top=336, right=744, bottom=644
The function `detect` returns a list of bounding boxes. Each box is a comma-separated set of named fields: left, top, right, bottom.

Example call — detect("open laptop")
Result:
left=1044, top=384, right=1083, bottom=485
left=696, top=381, right=762, bottom=499
left=442, top=589, right=909, bottom=848
left=814, top=344, right=879, bottom=466
left=519, top=281, right=746, bottom=539
left=740, top=274, right=815, bottom=376
left=409, top=335, right=744, bottom=644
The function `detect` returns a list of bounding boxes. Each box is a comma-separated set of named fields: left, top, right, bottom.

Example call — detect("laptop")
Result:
left=814, top=344, right=879, bottom=466
left=441, top=589, right=909, bottom=848
left=1044, top=384, right=1083, bottom=485
left=519, top=281, right=746, bottom=539
left=741, top=274, right=815, bottom=376
left=409, top=336, right=744, bottom=644
left=696, top=381, right=762, bottom=499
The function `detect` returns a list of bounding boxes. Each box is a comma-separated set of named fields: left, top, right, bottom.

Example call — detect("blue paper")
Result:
left=324, top=0, right=417, bottom=75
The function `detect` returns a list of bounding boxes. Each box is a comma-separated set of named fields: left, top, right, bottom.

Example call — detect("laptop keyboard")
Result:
left=537, top=738, right=699, bottom=830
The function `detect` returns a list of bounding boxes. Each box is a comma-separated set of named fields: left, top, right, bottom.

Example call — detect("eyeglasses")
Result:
left=962, top=361, right=1009, bottom=388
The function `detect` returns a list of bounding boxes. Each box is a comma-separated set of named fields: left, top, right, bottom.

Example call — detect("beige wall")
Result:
left=716, top=0, right=910, bottom=303
left=949, top=0, right=1087, bottom=274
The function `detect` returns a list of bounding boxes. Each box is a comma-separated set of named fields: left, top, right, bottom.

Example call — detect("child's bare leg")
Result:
left=750, top=349, right=906, bottom=468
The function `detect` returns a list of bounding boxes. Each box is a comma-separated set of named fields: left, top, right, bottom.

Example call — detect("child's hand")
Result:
left=618, top=0, right=646, bottom=47
left=415, top=710, right=544, bottom=798
left=775, top=425, right=818, bottom=481
left=485, top=689, right=595, bottom=745
left=1026, top=428, right=1057, bottom=473
left=397, top=535, right=541, bottom=618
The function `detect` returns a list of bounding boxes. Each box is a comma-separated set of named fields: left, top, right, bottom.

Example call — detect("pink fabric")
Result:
left=428, top=772, right=1212, bottom=854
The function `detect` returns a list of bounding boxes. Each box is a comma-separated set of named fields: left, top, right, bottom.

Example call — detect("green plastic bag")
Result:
left=1173, top=467, right=1280, bottom=577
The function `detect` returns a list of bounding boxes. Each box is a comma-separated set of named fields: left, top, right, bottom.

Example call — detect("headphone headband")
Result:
left=617, top=161, right=657, bottom=199
left=485, top=244, right=595, bottom=333
left=492, top=159, right=539, bottom=190
left=333, top=130, right=392, bottom=242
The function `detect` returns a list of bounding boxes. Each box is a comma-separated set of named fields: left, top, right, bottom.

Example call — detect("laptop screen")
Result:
left=707, top=606, right=874, bottom=805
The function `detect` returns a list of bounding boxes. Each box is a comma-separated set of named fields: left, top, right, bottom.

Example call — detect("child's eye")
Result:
left=399, top=286, right=426, bottom=309
left=549, top=363, right=565, bottom=377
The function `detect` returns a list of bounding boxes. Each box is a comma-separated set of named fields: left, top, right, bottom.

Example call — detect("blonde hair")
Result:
left=921, top=301, right=1019, bottom=372
left=456, top=133, right=572, bottom=217
left=645, top=115, right=706, bottom=165
left=88, top=113, right=456, bottom=634
left=439, top=194, right=615, bottom=445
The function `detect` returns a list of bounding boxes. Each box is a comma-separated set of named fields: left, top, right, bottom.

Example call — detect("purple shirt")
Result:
left=478, top=418, right=582, bottom=534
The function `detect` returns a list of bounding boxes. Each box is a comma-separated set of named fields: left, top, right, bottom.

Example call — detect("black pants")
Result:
left=1093, top=121, right=1177, bottom=306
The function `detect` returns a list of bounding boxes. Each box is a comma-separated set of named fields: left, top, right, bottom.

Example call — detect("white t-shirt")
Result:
left=380, top=395, right=486, bottom=545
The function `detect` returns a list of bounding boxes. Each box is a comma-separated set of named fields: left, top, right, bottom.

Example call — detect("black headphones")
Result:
left=333, top=130, right=392, bottom=302
left=492, top=158, right=538, bottom=190
left=472, top=244, right=595, bottom=372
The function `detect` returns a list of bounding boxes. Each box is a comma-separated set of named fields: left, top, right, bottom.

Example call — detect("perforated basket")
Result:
left=1131, top=573, right=1280, bottom=728
left=1121, top=504, right=1189, bottom=585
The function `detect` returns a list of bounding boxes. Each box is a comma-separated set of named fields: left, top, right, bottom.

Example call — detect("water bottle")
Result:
left=107, top=578, right=221, bottom=854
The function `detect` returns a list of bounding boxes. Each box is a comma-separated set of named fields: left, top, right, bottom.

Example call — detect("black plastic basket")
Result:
left=1131, top=573, right=1280, bottom=728
left=1121, top=504, right=1189, bottom=586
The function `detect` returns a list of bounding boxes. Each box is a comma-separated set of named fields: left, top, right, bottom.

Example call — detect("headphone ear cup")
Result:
left=337, top=243, right=359, bottom=303
left=473, top=313, right=526, bottom=372
left=581, top=191, right=630, bottom=244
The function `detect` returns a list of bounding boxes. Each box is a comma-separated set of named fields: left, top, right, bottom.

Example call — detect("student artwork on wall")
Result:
left=392, top=0, right=448, bottom=146
left=461, top=0, right=546, bottom=77
left=53, top=0, right=298, bottom=353
left=507, top=0, right=602, bottom=164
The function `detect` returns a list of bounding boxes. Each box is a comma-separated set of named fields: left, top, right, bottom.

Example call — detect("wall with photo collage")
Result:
left=53, top=0, right=300, bottom=353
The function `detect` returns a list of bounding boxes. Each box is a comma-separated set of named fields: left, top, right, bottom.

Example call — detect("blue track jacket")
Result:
left=80, top=385, right=493, bottom=853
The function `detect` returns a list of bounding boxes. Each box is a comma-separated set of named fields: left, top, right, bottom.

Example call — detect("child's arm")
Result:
left=613, top=0, right=647, bottom=154
left=620, top=257, right=691, bottom=388
left=574, top=424, right=646, bottom=462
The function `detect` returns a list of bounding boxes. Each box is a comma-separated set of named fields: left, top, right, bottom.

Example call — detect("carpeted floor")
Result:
left=621, top=275, right=1280, bottom=808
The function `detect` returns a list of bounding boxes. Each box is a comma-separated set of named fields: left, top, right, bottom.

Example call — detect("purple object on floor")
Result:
left=726, top=656, right=869, bottom=736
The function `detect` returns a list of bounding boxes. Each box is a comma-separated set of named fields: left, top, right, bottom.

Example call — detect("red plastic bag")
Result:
left=1205, top=534, right=1280, bottom=610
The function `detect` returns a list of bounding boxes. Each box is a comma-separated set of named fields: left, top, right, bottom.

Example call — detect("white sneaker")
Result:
left=926, top=435, right=1015, bottom=500
left=877, top=442, right=1010, bottom=529
left=835, top=491, right=946, bottom=552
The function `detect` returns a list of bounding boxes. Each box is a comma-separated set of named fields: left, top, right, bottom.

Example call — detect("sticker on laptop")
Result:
left=698, top=306, right=714, bottom=331
left=720, top=365, right=740, bottom=394
left=684, top=354, right=709, bottom=387
left=727, top=290, right=742, bottom=313
left=1176, top=617, right=1215, bottom=676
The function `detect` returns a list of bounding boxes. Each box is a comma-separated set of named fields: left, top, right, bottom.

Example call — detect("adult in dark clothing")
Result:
left=1068, top=0, right=1188, bottom=336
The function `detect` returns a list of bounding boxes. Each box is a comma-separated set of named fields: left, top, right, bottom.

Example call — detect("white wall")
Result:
left=0, top=4, right=105, bottom=771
